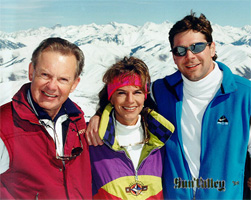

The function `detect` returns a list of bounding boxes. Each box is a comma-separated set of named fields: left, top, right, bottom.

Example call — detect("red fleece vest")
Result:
left=0, top=84, right=92, bottom=199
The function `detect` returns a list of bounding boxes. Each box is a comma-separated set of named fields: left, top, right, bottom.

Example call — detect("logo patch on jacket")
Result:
left=125, top=181, right=148, bottom=196
left=217, top=115, right=228, bottom=125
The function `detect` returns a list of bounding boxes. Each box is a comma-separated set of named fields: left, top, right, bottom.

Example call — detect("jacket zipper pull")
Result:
left=35, top=192, right=39, bottom=200
left=135, top=170, right=138, bottom=181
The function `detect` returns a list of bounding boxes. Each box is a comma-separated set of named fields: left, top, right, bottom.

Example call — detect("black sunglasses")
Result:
left=56, top=145, right=83, bottom=161
left=171, top=42, right=211, bottom=56
left=56, top=123, right=83, bottom=161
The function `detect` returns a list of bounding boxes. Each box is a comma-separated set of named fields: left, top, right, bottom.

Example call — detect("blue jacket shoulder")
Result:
left=234, top=74, right=251, bottom=88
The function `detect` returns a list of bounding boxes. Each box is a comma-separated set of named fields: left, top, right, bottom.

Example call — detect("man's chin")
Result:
left=40, top=104, right=60, bottom=114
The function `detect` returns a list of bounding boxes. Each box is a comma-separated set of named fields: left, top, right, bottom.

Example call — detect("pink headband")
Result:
left=107, top=74, right=147, bottom=100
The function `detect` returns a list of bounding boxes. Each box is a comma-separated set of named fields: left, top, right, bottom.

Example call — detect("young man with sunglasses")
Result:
left=152, top=12, right=251, bottom=199
left=86, top=12, right=251, bottom=199
left=0, top=37, right=92, bottom=199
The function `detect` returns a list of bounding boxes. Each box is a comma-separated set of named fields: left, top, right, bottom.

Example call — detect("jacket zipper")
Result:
left=35, top=192, right=39, bottom=200
left=123, top=146, right=160, bottom=182
left=104, top=127, right=162, bottom=183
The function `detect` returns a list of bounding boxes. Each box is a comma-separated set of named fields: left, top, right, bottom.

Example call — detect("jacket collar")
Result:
left=216, top=61, right=237, bottom=94
left=27, top=88, right=80, bottom=122
left=12, top=83, right=81, bottom=123
left=165, top=61, right=237, bottom=101
left=99, top=103, right=174, bottom=150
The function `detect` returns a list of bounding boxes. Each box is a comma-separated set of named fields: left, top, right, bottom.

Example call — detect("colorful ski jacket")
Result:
left=0, top=83, right=92, bottom=199
left=89, top=103, right=175, bottom=199
left=152, top=62, right=251, bottom=199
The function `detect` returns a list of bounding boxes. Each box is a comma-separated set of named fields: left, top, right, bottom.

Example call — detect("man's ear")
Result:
left=70, top=77, right=80, bottom=93
left=210, top=42, right=216, bottom=58
left=28, top=62, right=34, bottom=81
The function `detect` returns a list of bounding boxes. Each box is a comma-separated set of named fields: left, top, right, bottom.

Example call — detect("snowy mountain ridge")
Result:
left=0, top=21, right=250, bottom=119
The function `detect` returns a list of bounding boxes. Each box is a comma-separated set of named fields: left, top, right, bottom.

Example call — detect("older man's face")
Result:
left=29, top=50, right=80, bottom=119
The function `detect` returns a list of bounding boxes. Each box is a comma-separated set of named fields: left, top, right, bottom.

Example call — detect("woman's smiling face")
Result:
left=110, top=85, right=145, bottom=126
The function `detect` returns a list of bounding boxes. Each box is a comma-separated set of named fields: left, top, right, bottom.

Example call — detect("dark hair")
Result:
left=31, top=37, right=84, bottom=78
left=169, top=11, right=217, bottom=61
left=98, top=56, right=151, bottom=111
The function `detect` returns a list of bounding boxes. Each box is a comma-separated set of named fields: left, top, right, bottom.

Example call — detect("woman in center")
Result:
left=89, top=57, right=175, bottom=199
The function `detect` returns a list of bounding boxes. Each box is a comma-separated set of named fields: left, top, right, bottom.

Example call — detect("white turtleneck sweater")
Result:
left=113, top=113, right=144, bottom=170
left=181, top=62, right=223, bottom=179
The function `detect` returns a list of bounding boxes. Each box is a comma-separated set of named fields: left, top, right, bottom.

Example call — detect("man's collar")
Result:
left=27, top=89, right=81, bottom=121
left=216, top=61, right=237, bottom=94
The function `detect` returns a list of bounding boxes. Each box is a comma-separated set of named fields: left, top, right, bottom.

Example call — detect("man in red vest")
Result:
left=0, top=37, right=92, bottom=199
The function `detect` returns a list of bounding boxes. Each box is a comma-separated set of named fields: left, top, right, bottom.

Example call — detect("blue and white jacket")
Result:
left=152, top=62, right=251, bottom=199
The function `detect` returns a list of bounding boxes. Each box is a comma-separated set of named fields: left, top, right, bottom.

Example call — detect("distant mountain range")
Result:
left=0, top=22, right=250, bottom=118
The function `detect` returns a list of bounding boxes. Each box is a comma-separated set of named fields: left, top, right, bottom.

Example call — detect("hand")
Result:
left=85, top=115, right=103, bottom=146
left=248, top=177, right=251, bottom=190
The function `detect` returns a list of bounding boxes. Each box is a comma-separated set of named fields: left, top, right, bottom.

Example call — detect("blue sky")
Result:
left=1, top=0, right=250, bottom=33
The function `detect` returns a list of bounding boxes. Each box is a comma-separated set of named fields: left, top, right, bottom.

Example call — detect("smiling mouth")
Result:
left=186, top=63, right=200, bottom=68
left=123, top=106, right=137, bottom=111
left=42, top=91, right=57, bottom=98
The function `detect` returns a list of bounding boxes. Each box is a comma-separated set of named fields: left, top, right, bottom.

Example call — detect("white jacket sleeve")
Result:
left=0, top=137, right=9, bottom=174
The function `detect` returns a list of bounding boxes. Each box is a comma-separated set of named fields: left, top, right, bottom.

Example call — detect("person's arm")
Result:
left=248, top=177, right=251, bottom=190
left=0, top=137, right=9, bottom=174
left=85, top=115, right=103, bottom=146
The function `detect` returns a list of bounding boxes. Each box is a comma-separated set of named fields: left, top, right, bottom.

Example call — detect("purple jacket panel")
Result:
left=89, top=144, right=164, bottom=195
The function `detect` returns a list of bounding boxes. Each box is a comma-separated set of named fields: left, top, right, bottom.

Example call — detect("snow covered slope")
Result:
left=0, top=22, right=250, bottom=120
